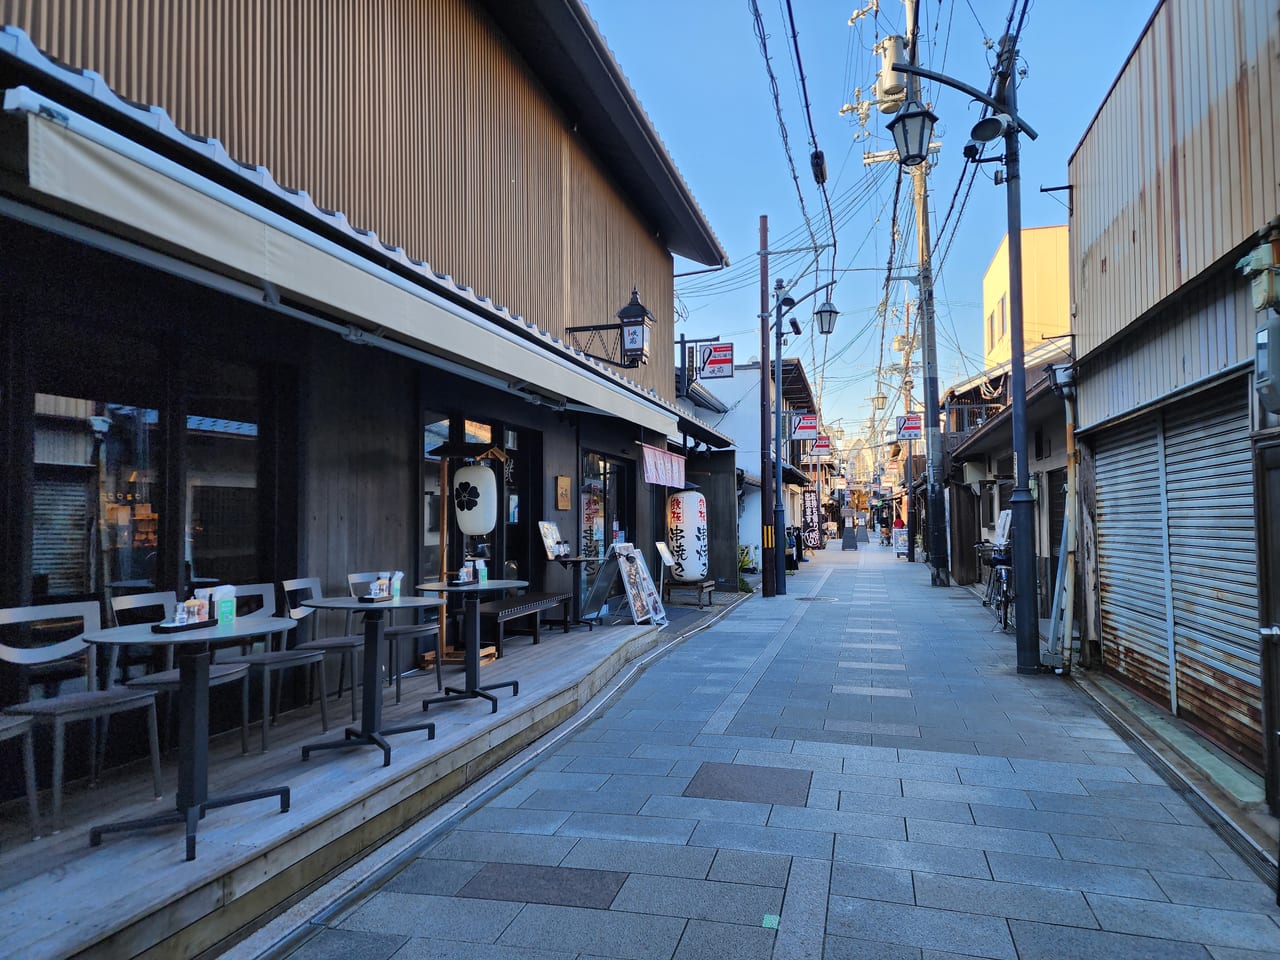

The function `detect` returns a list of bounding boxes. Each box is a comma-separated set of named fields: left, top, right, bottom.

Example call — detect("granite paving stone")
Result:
left=1008, top=918, right=1215, bottom=959
left=420, top=831, right=578, bottom=866
left=455, top=862, right=628, bottom=909
left=1052, top=833, right=1230, bottom=875
left=689, top=820, right=835, bottom=859
left=1026, top=789, right=1180, bottom=822
left=906, top=817, right=1058, bottom=857
left=555, top=811, right=697, bottom=844
left=598, top=773, right=694, bottom=796
left=823, top=937, right=923, bottom=960
left=766, top=803, right=906, bottom=840
left=517, top=788, right=649, bottom=815
left=683, top=760, right=812, bottom=805
left=829, top=860, right=915, bottom=904
left=903, top=778, right=1033, bottom=808
left=390, top=940, right=576, bottom=960
left=564, top=755, right=679, bottom=777
left=382, top=859, right=485, bottom=896
left=1085, top=893, right=1280, bottom=951
left=286, top=928, right=408, bottom=960
left=833, top=834, right=993, bottom=880
left=986, top=850, right=1168, bottom=900
left=912, top=872, right=1100, bottom=926
left=336, top=892, right=522, bottom=942
left=638, top=793, right=772, bottom=825
left=496, top=903, right=686, bottom=960
left=670, top=918, right=776, bottom=960
left=838, top=789, right=975, bottom=824
left=559, top=836, right=715, bottom=878
left=968, top=802, right=1122, bottom=838
left=610, top=873, right=783, bottom=925
left=1152, top=872, right=1280, bottom=914
left=455, top=807, right=572, bottom=835
left=707, top=848, right=792, bottom=887
left=827, top=896, right=1017, bottom=959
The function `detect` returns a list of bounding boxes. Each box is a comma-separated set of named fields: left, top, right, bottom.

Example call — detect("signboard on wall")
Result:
left=792, top=413, right=818, bottom=439
left=801, top=489, right=821, bottom=548
left=698, top=343, right=735, bottom=379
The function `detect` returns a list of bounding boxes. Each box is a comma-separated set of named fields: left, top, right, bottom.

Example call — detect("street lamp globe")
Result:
left=814, top=300, right=839, bottom=335
left=887, top=99, right=937, bottom=167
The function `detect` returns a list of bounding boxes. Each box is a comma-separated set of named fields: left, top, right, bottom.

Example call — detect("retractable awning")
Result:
left=0, top=82, right=681, bottom=435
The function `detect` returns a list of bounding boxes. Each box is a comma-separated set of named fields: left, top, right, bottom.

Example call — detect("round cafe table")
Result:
left=299, top=595, right=445, bottom=767
left=83, top=616, right=297, bottom=860
left=417, top=579, right=525, bottom=713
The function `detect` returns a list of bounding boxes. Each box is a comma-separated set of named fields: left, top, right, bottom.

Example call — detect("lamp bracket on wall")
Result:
left=565, top=323, right=641, bottom=368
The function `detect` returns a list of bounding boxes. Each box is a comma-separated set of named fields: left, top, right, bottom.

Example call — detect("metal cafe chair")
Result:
left=217, top=584, right=328, bottom=753
left=346, top=572, right=443, bottom=702
left=0, top=714, right=40, bottom=839
left=281, top=577, right=362, bottom=723
left=0, top=601, right=162, bottom=831
left=107, top=592, right=251, bottom=755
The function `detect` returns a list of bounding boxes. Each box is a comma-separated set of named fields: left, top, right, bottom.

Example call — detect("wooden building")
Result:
left=0, top=0, right=728, bottom=790
left=1068, top=0, right=1280, bottom=786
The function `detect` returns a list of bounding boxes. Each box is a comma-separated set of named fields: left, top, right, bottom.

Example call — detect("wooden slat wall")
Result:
left=0, top=0, right=677, bottom=400
left=1069, top=0, right=1280, bottom=360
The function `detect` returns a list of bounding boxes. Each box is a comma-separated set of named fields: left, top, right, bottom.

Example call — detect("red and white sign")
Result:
left=810, top=435, right=832, bottom=455
left=640, top=443, right=685, bottom=488
left=792, top=413, right=818, bottom=439
left=896, top=413, right=922, bottom=439
left=698, top=343, right=735, bottom=379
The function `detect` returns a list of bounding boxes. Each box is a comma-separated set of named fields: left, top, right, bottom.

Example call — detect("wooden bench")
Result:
left=662, top=579, right=716, bottom=608
left=477, top=592, right=572, bottom=657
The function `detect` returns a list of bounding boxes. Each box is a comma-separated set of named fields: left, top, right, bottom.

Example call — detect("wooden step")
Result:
left=419, top=645, right=496, bottom=669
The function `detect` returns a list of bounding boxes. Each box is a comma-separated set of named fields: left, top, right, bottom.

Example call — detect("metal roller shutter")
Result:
left=1164, top=384, right=1262, bottom=767
left=33, top=479, right=89, bottom=595
left=1094, top=418, right=1171, bottom=705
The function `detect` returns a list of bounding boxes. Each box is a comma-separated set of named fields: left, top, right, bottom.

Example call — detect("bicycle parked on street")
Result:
left=976, top=538, right=1014, bottom=631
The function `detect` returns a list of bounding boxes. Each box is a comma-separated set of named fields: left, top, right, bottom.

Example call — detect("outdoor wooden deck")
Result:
left=0, top=619, right=663, bottom=960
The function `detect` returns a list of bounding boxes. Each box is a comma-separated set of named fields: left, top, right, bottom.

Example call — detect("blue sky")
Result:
left=584, top=0, right=1156, bottom=439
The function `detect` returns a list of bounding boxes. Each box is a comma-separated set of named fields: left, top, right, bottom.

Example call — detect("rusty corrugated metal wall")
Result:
left=0, top=0, right=677, bottom=400
left=1069, top=0, right=1280, bottom=363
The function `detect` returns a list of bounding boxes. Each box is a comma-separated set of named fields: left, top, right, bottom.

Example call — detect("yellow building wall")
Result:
left=982, top=225, right=1070, bottom=368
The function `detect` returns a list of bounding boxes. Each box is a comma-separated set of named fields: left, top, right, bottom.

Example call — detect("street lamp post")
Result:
left=771, top=279, right=838, bottom=597
left=890, top=35, right=1041, bottom=672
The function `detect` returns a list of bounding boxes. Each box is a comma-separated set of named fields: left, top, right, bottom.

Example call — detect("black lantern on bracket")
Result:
left=887, top=99, right=937, bottom=167
left=617, top=287, right=654, bottom=367
left=566, top=286, right=655, bottom=369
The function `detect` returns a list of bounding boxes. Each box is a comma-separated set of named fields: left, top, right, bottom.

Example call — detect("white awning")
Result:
left=3, top=88, right=679, bottom=435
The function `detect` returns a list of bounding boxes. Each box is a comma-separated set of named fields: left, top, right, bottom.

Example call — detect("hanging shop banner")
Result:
left=801, top=489, right=822, bottom=548
left=792, top=413, right=818, bottom=439
left=896, top=412, right=922, bottom=439
left=698, top=343, right=735, bottom=379
left=640, top=443, right=686, bottom=488
left=810, top=435, right=832, bottom=456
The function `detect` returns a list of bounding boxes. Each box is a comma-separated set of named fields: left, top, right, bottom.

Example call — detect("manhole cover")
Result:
left=798, top=596, right=838, bottom=602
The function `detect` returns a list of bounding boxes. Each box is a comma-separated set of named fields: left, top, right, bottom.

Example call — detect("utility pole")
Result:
left=759, top=215, right=776, bottom=597
left=903, top=0, right=950, bottom=586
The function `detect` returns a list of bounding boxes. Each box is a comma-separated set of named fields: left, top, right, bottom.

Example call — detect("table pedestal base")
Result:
left=90, top=785, right=291, bottom=861
left=301, top=717, right=435, bottom=768
left=424, top=679, right=518, bottom=715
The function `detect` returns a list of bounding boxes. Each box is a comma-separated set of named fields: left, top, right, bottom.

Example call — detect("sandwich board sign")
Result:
left=896, top=412, right=922, bottom=439
left=698, top=343, right=734, bottom=379
left=792, top=413, right=818, bottom=439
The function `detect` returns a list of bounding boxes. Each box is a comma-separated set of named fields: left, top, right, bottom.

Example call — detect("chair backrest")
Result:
left=110, top=591, right=177, bottom=627
left=0, top=602, right=102, bottom=688
left=347, top=572, right=382, bottom=598
left=232, top=583, right=278, bottom=619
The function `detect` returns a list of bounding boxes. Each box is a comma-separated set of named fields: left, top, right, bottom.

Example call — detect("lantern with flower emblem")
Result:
left=452, top=462, right=497, bottom=535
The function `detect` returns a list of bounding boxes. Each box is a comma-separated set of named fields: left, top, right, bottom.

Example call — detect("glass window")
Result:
left=464, top=420, right=492, bottom=445
left=422, top=413, right=449, bottom=582
left=186, top=364, right=259, bottom=586
left=581, top=452, right=632, bottom=561
left=31, top=395, right=160, bottom=600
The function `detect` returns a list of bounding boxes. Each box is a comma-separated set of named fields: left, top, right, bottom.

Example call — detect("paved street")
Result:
left=277, top=544, right=1280, bottom=960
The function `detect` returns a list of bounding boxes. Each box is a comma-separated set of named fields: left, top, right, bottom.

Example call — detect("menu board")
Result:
left=613, top=543, right=667, bottom=626
left=537, top=520, right=563, bottom=560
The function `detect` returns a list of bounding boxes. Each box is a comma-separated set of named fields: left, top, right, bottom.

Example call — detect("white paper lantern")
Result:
left=667, top=491, right=708, bottom=582
left=453, top=463, right=497, bottom=535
